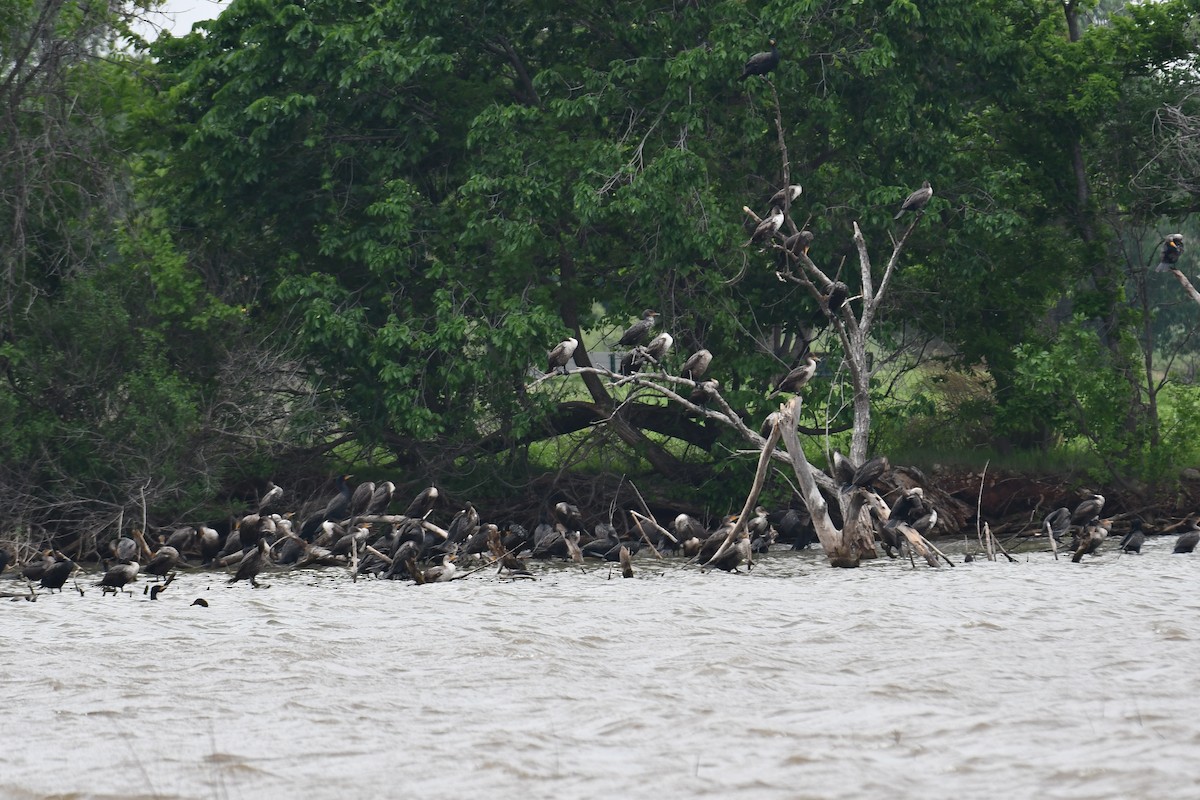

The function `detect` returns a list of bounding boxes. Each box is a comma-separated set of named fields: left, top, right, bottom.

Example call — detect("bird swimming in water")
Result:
left=1156, top=234, right=1184, bottom=272
left=894, top=180, right=933, bottom=219
left=617, top=310, right=659, bottom=347
left=749, top=206, right=784, bottom=246
left=769, top=354, right=820, bottom=398
left=738, top=39, right=780, bottom=81
left=679, top=349, right=712, bottom=381
left=546, top=337, right=579, bottom=375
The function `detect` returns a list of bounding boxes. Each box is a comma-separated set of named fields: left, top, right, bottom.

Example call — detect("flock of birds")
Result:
left=1040, top=493, right=1200, bottom=562
left=3, top=473, right=1199, bottom=601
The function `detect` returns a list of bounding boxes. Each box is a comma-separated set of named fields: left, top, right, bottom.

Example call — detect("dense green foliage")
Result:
left=2, top=0, right=1199, bottom=541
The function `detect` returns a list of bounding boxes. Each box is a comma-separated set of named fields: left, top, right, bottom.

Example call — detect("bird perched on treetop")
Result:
left=617, top=310, right=659, bottom=347
left=749, top=206, right=784, bottom=246
left=546, top=336, right=578, bottom=375
left=894, top=180, right=933, bottom=220
left=739, top=39, right=780, bottom=81
left=768, top=184, right=802, bottom=210
left=1155, top=234, right=1184, bottom=272
left=769, top=354, right=820, bottom=398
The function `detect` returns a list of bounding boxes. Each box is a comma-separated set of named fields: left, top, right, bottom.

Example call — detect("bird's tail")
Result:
left=1155, top=261, right=1173, bottom=272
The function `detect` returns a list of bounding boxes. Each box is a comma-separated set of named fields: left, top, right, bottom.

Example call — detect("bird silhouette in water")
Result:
left=894, top=181, right=933, bottom=220
left=739, top=39, right=780, bottom=81
left=1155, top=234, right=1184, bottom=272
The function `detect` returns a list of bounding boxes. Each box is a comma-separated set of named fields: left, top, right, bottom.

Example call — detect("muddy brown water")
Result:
left=2, top=537, right=1199, bottom=799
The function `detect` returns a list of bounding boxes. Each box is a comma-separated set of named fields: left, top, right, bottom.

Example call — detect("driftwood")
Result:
left=703, top=413, right=782, bottom=570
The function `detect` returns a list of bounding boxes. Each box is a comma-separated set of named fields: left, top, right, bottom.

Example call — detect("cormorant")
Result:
left=750, top=206, right=784, bottom=246
left=421, top=553, right=458, bottom=583
left=644, top=332, right=673, bottom=365
left=165, top=526, right=195, bottom=553
left=768, top=184, right=802, bottom=210
left=0, top=548, right=9, bottom=574
left=98, top=561, right=140, bottom=595
left=366, top=481, right=396, bottom=515
left=257, top=481, right=284, bottom=514
left=849, top=455, right=890, bottom=491
left=22, top=550, right=54, bottom=581
left=405, top=486, right=439, bottom=519
left=39, top=556, right=75, bottom=592
left=323, top=474, right=355, bottom=522
left=831, top=451, right=858, bottom=488
left=1156, top=234, right=1184, bottom=272
left=680, top=349, right=712, bottom=380
left=330, top=526, right=370, bottom=558
left=1043, top=507, right=1071, bottom=541
left=673, top=513, right=707, bottom=554
left=1119, top=520, right=1145, bottom=554
left=349, top=481, right=376, bottom=518
left=894, top=181, right=933, bottom=219
left=823, top=282, right=849, bottom=314
left=546, top=337, right=579, bottom=375
left=689, top=379, right=720, bottom=406
left=144, top=546, right=180, bottom=580
left=709, top=530, right=753, bottom=572
left=769, top=354, right=820, bottom=398
left=229, top=538, right=271, bottom=587
left=112, top=536, right=138, bottom=562
left=444, top=504, right=480, bottom=549
left=620, top=346, right=647, bottom=375
left=196, top=525, right=221, bottom=563
left=738, top=39, right=780, bottom=81
left=582, top=525, right=623, bottom=560
left=617, top=310, right=660, bottom=347
left=784, top=230, right=814, bottom=258
left=1071, top=494, right=1105, bottom=526
left=553, top=501, right=585, bottom=532
left=774, top=507, right=814, bottom=549
left=1174, top=522, right=1199, bottom=554
left=911, top=509, right=938, bottom=536
left=890, top=488, right=927, bottom=526
left=1072, top=518, right=1109, bottom=562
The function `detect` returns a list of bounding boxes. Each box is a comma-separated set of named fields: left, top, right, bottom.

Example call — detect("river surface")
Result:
left=3, top=536, right=1199, bottom=800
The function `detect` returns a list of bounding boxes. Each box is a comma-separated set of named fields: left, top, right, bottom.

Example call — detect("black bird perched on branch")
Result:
left=1155, top=234, right=1184, bottom=272
left=894, top=180, right=933, bottom=219
left=768, top=184, right=802, bottom=210
left=738, top=39, right=780, bottom=81
left=617, top=310, right=659, bottom=347
left=831, top=451, right=858, bottom=488
left=769, top=354, right=820, bottom=398
left=848, top=456, right=890, bottom=492
left=689, top=379, right=720, bottom=406
left=750, top=206, right=784, bottom=246
left=366, top=481, right=395, bottom=515
left=300, top=474, right=354, bottom=540
left=620, top=346, right=648, bottom=376
left=405, top=486, right=439, bottom=519
left=784, top=230, right=814, bottom=258
left=823, top=282, right=849, bottom=314
left=546, top=337, right=578, bottom=375
left=680, top=349, right=712, bottom=380
left=256, top=481, right=284, bottom=514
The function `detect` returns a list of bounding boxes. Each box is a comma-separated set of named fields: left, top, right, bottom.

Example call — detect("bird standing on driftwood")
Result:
left=769, top=354, right=820, bottom=398
left=894, top=180, right=933, bottom=220
left=739, top=39, right=780, bottom=81
left=1155, top=234, right=1184, bottom=272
